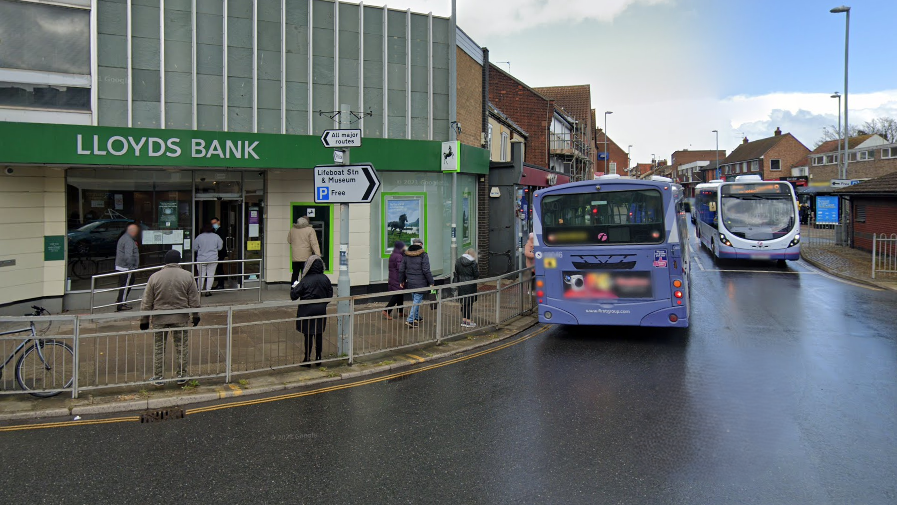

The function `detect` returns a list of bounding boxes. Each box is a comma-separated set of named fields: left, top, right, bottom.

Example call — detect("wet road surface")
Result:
left=2, top=228, right=897, bottom=504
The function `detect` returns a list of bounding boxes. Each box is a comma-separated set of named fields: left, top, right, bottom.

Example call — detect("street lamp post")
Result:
left=831, top=5, right=850, bottom=180
left=604, top=111, right=613, bottom=175
left=831, top=5, right=850, bottom=245
left=651, top=154, right=656, bottom=176
left=627, top=144, right=632, bottom=177
left=712, top=130, right=719, bottom=179
left=832, top=92, right=842, bottom=172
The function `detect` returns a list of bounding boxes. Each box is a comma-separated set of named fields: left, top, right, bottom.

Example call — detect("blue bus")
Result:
left=532, top=175, right=690, bottom=328
left=694, top=175, right=800, bottom=265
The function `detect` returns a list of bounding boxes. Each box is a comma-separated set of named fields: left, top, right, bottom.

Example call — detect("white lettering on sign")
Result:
left=76, top=135, right=259, bottom=160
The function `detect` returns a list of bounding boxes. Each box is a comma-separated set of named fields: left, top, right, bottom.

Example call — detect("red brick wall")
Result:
left=595, top=133, right=629, bottom=176
left=852, top=197, right=897, bottom=251
left=488, top=65, right=550, bottom=168
left=810, top=155, right=897, bottom=185
left=763, top=134, right=809, bottom=180
left=457, top=48, right=483, bottom=148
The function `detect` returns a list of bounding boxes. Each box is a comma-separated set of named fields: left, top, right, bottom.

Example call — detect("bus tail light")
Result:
left=673, top=280, right=682, bottom=288
left=674, top=290, right=683, bottom=298
left=536, top=279, right=544, bottom=288
left=537, top=290, right=544, bottom=297
left=669, top=314, right=678, bottom=323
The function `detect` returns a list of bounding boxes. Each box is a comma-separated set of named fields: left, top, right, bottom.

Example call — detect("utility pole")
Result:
left=449, top=0, right=458, bottom=264
left=604, top=111, right=613, bottom=174
left=832, top=92, right=842, bottom=175
left=712, top=130, right=719, bottom=180
left=627, top=145, right=632, bottom=177
left=337, top=103, right=351, bottom=355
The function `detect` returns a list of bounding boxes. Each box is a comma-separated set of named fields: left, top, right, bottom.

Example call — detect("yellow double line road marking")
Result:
left=0, top=325, right=548, bottom=432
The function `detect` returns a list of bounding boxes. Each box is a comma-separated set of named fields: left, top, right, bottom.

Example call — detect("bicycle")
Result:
left=0, top=306, right=74, bottom=398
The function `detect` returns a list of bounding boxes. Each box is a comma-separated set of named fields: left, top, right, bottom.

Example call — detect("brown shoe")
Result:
left=382, top=310, right=393, bottom=320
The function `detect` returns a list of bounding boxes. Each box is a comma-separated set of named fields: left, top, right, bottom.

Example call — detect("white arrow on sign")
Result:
left=321, top=129, right=362, bottom=148
left=314, top=164, right=381, bottom=204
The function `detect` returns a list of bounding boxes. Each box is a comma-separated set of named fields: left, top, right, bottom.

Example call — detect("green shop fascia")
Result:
left=0, top=121, right=488, bottom=286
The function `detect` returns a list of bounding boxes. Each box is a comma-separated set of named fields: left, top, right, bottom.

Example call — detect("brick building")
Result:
left=808, top=134, right=897, bottom=186
left=633, top=163, right=655, bottom=178
left=720, top=128, right=809, bottom=181
left=533, top=85, right=596, bottom=178
left=456, top=43, right=484, bottom=148
left=834, top=171, right=897, bottom=251
left=669, top=149, right=726, bottom=182
left=488, top=64, right=552, bottom=168
left=594, top=129, right=629, bottom=176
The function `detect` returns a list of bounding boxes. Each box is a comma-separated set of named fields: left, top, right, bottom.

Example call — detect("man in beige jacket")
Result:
left=139, top=249, right=201, bottom=386
left=287, top=216, right=322, bottom=284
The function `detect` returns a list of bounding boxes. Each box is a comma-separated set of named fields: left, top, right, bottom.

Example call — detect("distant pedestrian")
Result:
left=287, top=216, right=321, bottom=284
left=382, top=241, right=406, bottom=320
left=194, top=224, right=223, bottom=296
left=290, top=255, right=333, bottom=364
left=114, top=223, right=140, bottom=311
left=399, top=238, right=434, bottom=328
left=210, top=217, right=229, bottom=290
left=139, top=249, right=201, bottom=386
left=524, top=232, right=535, bottom=269
left=454, top=248, right=479, bottom=328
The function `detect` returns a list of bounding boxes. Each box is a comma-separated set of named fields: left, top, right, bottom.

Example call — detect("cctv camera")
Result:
left=4, top=168, right=12, bottom=175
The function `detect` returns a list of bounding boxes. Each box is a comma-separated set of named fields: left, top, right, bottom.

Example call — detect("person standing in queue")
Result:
left=382, top=241, right=406, bottom=320
left=524, top=232, right=536, bottom=294
left=454, top=248, right=480, bottom=328
left=114, top=223, right=140, bottom=311
left=210, top=217, right=228, bottom=290
left=399, top=238, right=434, bottom=328
left=139, top=249, right=201, bottom=386
left=287, top=216, right=321, bottom=285
left=290, top=255, right=332, bottom=365
left=194, top=224, right=223, bottom=296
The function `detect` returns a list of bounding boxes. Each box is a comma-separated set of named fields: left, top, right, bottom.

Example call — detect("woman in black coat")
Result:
left=454, top=248, right=479, bottom=328
left=382, top=241, right=405, bottom=319
left=290, top=255, right=333, bottom=363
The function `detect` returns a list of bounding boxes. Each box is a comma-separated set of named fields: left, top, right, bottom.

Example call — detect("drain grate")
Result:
left=140, top=407, right=186, bottom=423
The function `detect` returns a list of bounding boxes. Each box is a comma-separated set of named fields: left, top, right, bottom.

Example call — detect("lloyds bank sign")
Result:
left=0, top=121, right=330, bottom=169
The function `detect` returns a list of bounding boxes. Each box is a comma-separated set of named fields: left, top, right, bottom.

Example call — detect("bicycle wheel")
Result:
left=16, top=340, right=75, bottom=398
left=71, top=258, right=97, bottom=280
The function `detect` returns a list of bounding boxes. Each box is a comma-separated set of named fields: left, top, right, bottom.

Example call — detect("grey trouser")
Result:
left=153, top=323, right=189, bottom=377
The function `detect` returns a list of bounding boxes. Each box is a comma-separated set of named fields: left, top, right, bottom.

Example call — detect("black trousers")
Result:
left=213, top=261, right=226, bottom=289
left=303, top=333, right=323, bottom=361
left=461, top=297, right=474, bottom=320
left=116, top=272, right=135, bottom=307
left=291, top=261, right=306, bottom=285
left=385, top=293, right=404, bottom=314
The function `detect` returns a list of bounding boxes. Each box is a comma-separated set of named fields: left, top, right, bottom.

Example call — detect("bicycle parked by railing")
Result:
left=0, top=306, right=74, bottom=397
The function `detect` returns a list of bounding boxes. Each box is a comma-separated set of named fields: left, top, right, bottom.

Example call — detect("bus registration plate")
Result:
left=563, top=271, right=652, bottom=299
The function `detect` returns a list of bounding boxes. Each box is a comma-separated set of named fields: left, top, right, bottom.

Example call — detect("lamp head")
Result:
left=830, top=5, right=850, bottom=13
left=831, top=92, right=841, bottom=98
left=605, top=111, right=613, bottom=115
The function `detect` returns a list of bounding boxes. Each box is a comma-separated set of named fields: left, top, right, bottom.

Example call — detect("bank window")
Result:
left=0, top=1, right=90, bottom=75
left=0, top=82, right=89, bottom=111
left=770, top=159, right=781, bottom=171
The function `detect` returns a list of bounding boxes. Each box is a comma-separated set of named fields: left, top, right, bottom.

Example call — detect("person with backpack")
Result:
left=398, top=238, right=434, bottom=328
left=454, top=248, right=480, bottom=328
left=290, top=255, right=333, bottom=364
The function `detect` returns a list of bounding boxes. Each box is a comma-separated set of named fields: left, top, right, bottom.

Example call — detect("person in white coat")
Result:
left=193, top=223, right=223, bottom=296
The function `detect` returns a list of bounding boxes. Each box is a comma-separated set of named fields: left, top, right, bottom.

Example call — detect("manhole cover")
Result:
left=140, top=407, right=185, bottom=423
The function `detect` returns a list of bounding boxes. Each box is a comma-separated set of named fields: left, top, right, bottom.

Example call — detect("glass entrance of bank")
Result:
left=65, top=169, right=264, bottom=292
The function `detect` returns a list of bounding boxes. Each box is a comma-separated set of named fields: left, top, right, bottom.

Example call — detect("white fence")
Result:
left=872, top=233, right=897, bottom=279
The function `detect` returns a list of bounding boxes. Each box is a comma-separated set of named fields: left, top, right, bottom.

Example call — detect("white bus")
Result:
left=694, top=176, right=800, bottom=265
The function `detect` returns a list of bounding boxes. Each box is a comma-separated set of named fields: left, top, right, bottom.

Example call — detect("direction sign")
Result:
left=314, top=164, right=381, bottom=204
left=321, top=129, right=362, bottom=148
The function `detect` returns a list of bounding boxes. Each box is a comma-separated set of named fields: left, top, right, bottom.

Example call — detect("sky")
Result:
left=370, top=0, right=897, bottom=166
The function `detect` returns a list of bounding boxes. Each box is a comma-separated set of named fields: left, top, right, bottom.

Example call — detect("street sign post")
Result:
left=321, top=129, right=362, bottom=148
left=313, top=164, right=381, bottom=204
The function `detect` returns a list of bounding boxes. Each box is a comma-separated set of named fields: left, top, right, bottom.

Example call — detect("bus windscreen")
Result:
left=540, top=189, right=665, bottom=245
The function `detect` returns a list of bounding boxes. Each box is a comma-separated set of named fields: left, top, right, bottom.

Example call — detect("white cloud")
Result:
left=365, top=0, right=671, bottom=36
left=608, top=90, right=897, bottom=166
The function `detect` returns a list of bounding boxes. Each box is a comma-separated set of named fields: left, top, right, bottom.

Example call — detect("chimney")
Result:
left=774, top=127, right=782, bottom=136
left=742, top=137, right=749, bottom=144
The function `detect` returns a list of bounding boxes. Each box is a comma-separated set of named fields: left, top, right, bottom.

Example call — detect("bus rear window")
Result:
left=540, top=189, right=665, bottom=245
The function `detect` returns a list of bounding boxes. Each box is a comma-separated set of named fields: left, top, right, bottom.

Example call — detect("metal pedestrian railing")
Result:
left=89, top=259, right=263, bottom=314
left=872, top=233, right=897, bottom=279
left=0, top=268, right=534, bottom=398
left=803, top=217, right=838, bottom=247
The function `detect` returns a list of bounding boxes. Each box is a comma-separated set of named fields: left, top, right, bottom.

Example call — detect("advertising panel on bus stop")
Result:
left=815, top=195, right=839, bottom=224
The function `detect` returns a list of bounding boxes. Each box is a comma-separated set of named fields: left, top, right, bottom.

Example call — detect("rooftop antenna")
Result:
left=496, top=61, right=511, bottom=73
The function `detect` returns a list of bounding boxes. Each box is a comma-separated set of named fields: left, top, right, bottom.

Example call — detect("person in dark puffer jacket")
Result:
left=398, top=238, right=434, bottom=328
left=454, top=248, right=479, bottom=328
left=382, top=241, right=406, bottom=320
left=290, top=255, right=333, bottom=364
